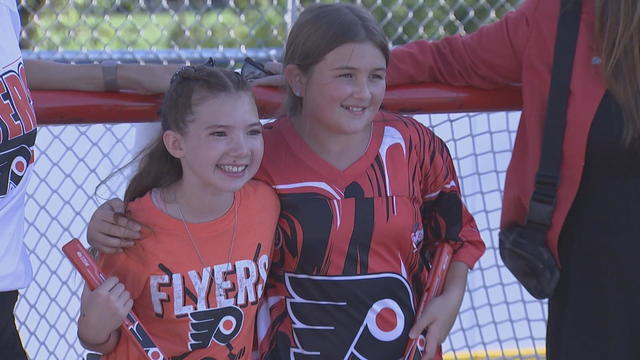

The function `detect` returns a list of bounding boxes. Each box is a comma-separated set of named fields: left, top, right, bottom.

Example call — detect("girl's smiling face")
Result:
left=167, top=92, right=263, bottom=196
left=294, top=41, right=387, bottom=136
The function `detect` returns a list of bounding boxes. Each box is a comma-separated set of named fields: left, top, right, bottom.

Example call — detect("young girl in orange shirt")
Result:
left=76, top=65, right=280, bottom=359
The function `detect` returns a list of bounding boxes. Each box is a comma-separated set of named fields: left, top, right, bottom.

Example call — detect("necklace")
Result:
left=155, top=188, right=238, bottom=268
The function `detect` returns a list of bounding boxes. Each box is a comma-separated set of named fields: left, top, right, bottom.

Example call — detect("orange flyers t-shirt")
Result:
left=98, top=180, right=279, bottom=360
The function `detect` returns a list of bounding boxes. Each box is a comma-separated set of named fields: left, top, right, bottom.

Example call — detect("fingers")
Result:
left=263, top=61, right=283, bottom=74
left=102, top=199, right=141, bottom=234
left=412, top=300, right=447, bottom=360
left=410, top=307, right=434, bottom=338
left=89, top=233, right=136, bottom=254
left=113, top=212, right=142, bottom=236
left=422, top=328, right=439, bottom=360
left=250, top=74, right=286, bottom=87
left=111, top=283, right=132, bottom=318
left=96, top=276, right=120, bottom=292
left=90, top=277, right=132, bottom=322
left=123, top=298, right=134, bottom=313
left=96, top=277, right=130, bottom=305
left=111, top=281, right=126, bottom=295
left=254, top=62, right=284, bottom=87
left=104, top=198, right=126, bottom=214
left=118, top=289, right=131, bottom=305
left=88, top=199, right=141, bottom=252
left=81, top=277, right=132, bottom=338
left=116, top=288, right=131, bottom=310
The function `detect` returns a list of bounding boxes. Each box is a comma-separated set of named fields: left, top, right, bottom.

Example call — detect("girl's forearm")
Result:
left=441, top=261, right=469, bottom=305
left=78, top=327, right=120, bottom=354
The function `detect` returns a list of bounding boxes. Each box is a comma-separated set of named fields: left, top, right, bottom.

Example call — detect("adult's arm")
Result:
left=24, top=59, right=180, bottom=94
left=386, top=0, right=540, bottom=88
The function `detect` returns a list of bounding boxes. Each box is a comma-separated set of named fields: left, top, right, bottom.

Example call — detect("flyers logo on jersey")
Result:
left=285, top=273, right=416, bottom=359
left=0, top=63, right=37, bottom=197
left=188, top=305, right=244, bottom=351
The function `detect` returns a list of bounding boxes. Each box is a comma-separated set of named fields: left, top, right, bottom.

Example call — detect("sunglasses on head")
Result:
left=240, top=57, right=275, bottom=81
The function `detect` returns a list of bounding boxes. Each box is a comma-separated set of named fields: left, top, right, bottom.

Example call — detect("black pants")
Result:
left=0, top=291, right=28, bottom=360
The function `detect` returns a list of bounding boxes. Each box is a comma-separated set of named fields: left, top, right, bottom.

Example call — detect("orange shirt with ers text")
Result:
left=98, top=180, right=279, bottom=359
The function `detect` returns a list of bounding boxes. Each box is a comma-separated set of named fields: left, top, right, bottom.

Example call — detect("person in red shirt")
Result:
left=76, top=65, right=280, bottom=359
left=85, top=4, right=485, bottom=360
left=386, top=0, right=640, bottom=358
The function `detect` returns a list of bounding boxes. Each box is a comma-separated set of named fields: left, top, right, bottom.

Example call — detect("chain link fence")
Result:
left=13, top=0, right=550, bottom=359
left=18, top=0, right=522, bottom=64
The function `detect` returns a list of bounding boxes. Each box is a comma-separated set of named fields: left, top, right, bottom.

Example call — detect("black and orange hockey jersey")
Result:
left=255, top=112, right=485, bottom=359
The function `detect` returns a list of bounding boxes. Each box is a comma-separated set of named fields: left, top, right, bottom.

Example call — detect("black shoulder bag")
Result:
left=498, top=0, right=582, bottom=300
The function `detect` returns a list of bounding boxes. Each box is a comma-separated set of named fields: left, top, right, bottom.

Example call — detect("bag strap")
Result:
left=525, top=0, right=582, bottom=241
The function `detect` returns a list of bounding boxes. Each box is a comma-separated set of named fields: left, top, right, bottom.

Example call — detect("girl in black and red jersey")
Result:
left=85, top=4, right=485, bottom=360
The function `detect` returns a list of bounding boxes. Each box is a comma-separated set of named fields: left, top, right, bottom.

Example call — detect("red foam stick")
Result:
left=403, top=242, right=454, bottom=360
left=63, top=238, right=166, bottom=360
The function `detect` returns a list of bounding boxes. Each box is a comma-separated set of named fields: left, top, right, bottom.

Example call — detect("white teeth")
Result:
left=343, top=105, right=365, bottom=112
left=218, top=165, right=247, bottom=173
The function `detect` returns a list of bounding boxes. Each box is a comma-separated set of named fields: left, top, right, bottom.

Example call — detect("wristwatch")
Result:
left=101, top=60, right=119, bottom=92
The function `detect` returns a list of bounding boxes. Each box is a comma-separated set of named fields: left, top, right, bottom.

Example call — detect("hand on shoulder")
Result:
left=249, top=62, right=285, bottom=87
left=87, top=198, right=142, bottom=254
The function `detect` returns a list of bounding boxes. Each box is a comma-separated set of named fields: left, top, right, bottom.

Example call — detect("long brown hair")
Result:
left=123, top=65, right=251, bottom=202
left=594, top=0, right=640, bottom=145
left=282, top=3, right=389, bottom=117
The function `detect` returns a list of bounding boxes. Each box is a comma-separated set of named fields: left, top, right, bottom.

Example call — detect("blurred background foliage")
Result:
left=18, top=0, right=521, bottom=52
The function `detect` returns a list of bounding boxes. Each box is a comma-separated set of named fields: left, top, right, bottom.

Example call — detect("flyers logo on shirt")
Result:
left=188, top=305, right=244, bottom=351
left=285, top=273, right=416, bottom=359
left=0, top=61, right=37, bottom=197
left=150, top=255, right=269, bottom=354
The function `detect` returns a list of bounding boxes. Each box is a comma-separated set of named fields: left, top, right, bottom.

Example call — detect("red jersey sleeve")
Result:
left=386, top=0, right=540, bottom=88
left=418, top=125, right=486, bottom=269
left=249, top=179, right=280, bottom=262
